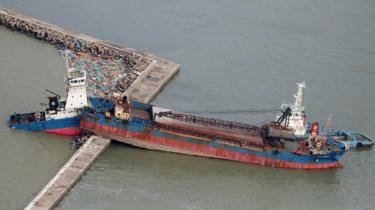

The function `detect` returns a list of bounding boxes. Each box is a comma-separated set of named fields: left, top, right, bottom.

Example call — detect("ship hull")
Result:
left=9, top=117, right=80, bottom=136
left=80, top=119, right=344, bottom=169
left=44, top=127, right=81, bottom=136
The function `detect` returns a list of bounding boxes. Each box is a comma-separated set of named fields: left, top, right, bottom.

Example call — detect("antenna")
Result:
left=293, top=81, right=306, bottom=111
left=45, top=89, right=61, bottom=99
left=323, top=113, right=333, bottom=140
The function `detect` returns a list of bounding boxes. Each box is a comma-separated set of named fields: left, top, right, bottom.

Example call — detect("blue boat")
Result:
left=8, top=97, right=81, bottom=136
left=304, top=121, right=373, bottom=149
left=8, top=62, right=88, bottom=136
left=326, top=130, right=373, bottom=149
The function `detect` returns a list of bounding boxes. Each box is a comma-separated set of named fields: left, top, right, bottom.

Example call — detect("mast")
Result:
left=275, top=81, right=307, bottom=137
left=322, top=113, right=333, bottom=140
left=292, top=81, right=305, bottom=112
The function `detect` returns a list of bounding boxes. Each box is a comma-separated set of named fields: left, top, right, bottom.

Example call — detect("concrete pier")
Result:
left=124, top=58, right=180, bottom=103
left=24, top=136, right=111, bottom=210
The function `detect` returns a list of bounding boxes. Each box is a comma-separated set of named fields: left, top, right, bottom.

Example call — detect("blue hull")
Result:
left=8, top=116, right=80, bottom=136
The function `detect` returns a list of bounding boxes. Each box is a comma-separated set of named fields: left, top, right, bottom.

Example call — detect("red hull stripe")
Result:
left=44, top=127, right=81, bottom=136
left=81, top=121, right=342, bottom=169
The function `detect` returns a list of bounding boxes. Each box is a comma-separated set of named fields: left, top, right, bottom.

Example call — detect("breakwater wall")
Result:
left=0, top=7, right=180, bottom=103
left=0, top=8, right=148, bottom=70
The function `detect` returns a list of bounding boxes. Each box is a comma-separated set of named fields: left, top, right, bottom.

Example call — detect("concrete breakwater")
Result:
left=0, top=7, right=180, bottom=103
left=0, top=9, right=150, bottom=68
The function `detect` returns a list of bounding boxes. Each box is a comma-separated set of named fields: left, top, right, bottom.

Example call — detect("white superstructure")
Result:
left=45, top=50, right=87, bottom=120
left=276, top=81, right=307, bottom=137
left=65, top=70, right=88, bottom=110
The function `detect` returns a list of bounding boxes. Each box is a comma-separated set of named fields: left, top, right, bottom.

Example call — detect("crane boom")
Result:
left=181, top=108, right=280, bottom=115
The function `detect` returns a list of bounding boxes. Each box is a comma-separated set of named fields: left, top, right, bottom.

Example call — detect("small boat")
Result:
left=8, top=68, right=88, bottom=136
left=326, top=130, right=373, bottom=149
left=79, top=87, right=347, bottom=169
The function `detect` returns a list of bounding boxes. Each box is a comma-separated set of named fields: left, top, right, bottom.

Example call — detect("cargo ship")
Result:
left=8, top=64, right=88, bottom=136
left=80, top=83, right=347, bottom=169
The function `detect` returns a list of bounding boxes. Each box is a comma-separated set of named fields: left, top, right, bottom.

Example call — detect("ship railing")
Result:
left=9, top=111, right=46, bottom=124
